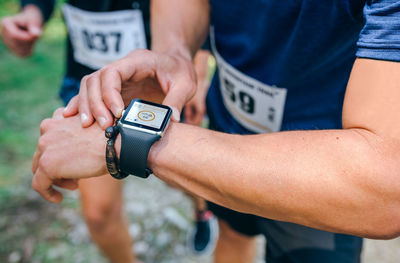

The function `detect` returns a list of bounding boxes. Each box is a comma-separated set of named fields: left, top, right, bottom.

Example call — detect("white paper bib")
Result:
left=211, top=29, right=287, bottom=133
left=62, top=3, right=147, bottom=69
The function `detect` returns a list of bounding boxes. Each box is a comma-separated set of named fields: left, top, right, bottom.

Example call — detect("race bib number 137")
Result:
left=62, top=4, right=147, bottom=69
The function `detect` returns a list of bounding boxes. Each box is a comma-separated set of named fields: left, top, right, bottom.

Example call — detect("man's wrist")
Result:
left=114, top=122, right=172, bottom=174
left=147, top=121, right=178, bottom=173
left=153, top=42, right=193, bottom=62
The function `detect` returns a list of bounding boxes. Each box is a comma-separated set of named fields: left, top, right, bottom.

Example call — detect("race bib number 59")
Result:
left=62, top=4, right=147, bottom=69
left=211, top=29, right=287, bottom=133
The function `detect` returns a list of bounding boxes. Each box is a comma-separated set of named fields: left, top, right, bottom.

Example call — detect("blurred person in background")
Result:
left=1, top=0, right=217, bottom=261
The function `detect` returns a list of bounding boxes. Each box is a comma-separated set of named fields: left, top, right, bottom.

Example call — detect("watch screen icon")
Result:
left=137, top=111, right=155, bottom=121
left=124, top=101, right=169, bottom=129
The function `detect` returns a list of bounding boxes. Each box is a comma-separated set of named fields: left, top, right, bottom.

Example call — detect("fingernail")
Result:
left=117, top=108, right=124, bottom=118
left=63, top=105, right=68, bottom=113
left=171, top=107, right=180, bottom=122
left=112, top=105, right=123, bottom=118
left=117, top=109, right=124, bottom=118
left=30, top=26, right=42, bottom=36
left=98, top=117, right=106, bottom=127
left=81, top=113, right=88, bottom=123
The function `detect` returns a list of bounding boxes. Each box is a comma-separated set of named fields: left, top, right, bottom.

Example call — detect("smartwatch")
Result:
left=117, top=99, right=172, bottom=178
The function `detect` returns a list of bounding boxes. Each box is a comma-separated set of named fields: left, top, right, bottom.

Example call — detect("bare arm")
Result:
left=148, top=58, right=400, bottom=239
left=151, top=0, right=210, bottom=58
left=33, top=60, right=400, bottom=239
left=31, top=1, right=400, bottom=239
left=63, top=0, right=210, bottom=129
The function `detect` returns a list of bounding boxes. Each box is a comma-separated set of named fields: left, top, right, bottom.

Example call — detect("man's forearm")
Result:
left=148, top=123, right=400, bottom=239
left=151, top=0, right=210, bottom=58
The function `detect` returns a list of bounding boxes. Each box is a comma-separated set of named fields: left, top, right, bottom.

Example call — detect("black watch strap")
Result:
left=119, top=128, right=160, bottom=178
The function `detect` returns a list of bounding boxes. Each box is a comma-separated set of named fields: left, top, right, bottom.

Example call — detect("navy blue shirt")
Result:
left=207, top=0, right=400, bottom=134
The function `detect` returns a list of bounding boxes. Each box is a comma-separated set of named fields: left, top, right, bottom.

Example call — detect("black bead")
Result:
left=105, top=126, right=115, bottom=139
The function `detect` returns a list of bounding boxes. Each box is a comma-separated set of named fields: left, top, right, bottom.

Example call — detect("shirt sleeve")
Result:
left=20, top=0, right=55, bottom=22
left=356, top=0, right=400, bottom=62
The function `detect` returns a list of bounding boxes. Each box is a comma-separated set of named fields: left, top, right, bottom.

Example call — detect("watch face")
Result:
left=121, top=99, right=172, bottom=132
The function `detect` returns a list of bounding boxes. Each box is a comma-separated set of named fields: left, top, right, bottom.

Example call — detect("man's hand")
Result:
left=63, top=50, right=197, bottom=129
left=184, top=50, right=212, bottom=126
left=32, top=108, right=108, bottom=203
left=184, top=87, right=207, bottom=126
left=1, top=5, right=43, bottom=57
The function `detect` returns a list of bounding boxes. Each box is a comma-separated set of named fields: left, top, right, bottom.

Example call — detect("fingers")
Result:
left=53, top=179, right=78, bottom=190
left=1, top=17, right=33, bottom=41
left=162, top=86, right=186, bottom=122
left=78, top=76, right=95, bottom=127
left=52, top=107, right=65, bottom=119
left=83, top=50, right=157, bottom=122
left=34, top=118, right=53, bottom=174
left=32, top=150, right=40, bottom=174
left=157, top=53, right=197, bottom=122
left=87, top=73, right=114, bottom=129
left=183, top=103, right=205, bottom=126
left=162, top=77, right=197, bottom=122
left=63, top=96, right=79, bottom=117
left=1, top=16, right=39, bottom=57
left=39, top=118, right=53, bottom=136
left=27, top=24, right=42, bottom=37
left=193, top=112, right=204, bottom=126
left=99, top=51, right=157, bottom=117
left=75, top=50, right=194, bottom=126
left=100, top=67, right=125, bottom=118
left=193, top=102, right=206, bottom=125
left=32, top=168, right=63, bottom=203
left=184, top=105, right=194, bottom=124
left=184, top=106, right=199, bottom=125
left=6, top=40, right=35, bottom=57
left=34, top=117, right=53, bottom=174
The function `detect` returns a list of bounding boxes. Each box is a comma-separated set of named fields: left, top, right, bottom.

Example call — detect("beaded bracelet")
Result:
left=105, top=124, right=129, bottom=180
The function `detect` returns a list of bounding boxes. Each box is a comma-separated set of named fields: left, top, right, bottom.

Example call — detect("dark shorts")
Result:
left=206, top=118, right=362, bottom=263
left=59, top=76, right=81, bottom=106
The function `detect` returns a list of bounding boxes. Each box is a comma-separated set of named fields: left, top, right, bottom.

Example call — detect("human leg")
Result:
left=79, top=175, right=136, bottom=263
left=214, top=219, right=257, bottom=263
left=187, top=194, right=219, bottom=255
left=207, top=202, right=259, bottom=263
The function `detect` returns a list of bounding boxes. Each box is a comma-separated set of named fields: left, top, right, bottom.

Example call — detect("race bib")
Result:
left=211, top=29, right=287, bottom=133
left=62, top=3, right=147, bottom=69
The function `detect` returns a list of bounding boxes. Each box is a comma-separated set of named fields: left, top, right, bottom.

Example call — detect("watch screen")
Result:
left=124, top=101, right=169, bottom=130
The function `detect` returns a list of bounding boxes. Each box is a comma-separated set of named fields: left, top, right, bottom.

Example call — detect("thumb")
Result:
left=162, top=81, right=196, bottom=122
left=167, top=105, right=181, bottom=123
left=28, top=24, right=42, bottom=37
